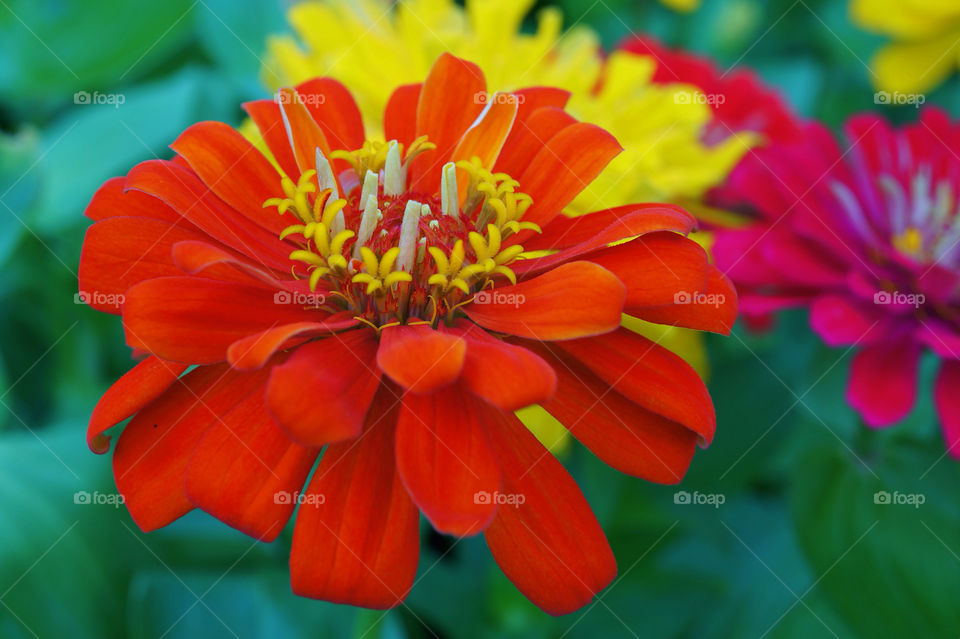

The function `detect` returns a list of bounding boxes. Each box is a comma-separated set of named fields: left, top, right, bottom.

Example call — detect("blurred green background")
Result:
left=2, top=0, right=959, bottom=637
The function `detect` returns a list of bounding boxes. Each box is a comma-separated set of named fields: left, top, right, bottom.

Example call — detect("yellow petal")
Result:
left=872, top=33, right=960, bottom=93
left=516, top=405, right=570, bottom=455
left=851, top=0, right=960, bottom=39
left=659, top=0, right=701, bottom=12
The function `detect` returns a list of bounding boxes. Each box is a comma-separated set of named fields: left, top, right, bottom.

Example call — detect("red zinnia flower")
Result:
left=620, top=36, right=804, bottom=146
left=713, top=108, right=960, bottom=456
left=80, top=53, right=736, bottom=615
left=618, top=36, right=806, bottom=238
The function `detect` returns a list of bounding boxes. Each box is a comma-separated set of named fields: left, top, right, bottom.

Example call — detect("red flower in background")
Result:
left=712, top=108, right=960, bottom=455
left=619, top=35, right=806, bottom=329
left=620, top=35, right=804, bottom=146
left=79, top=53, right=736, bottom=614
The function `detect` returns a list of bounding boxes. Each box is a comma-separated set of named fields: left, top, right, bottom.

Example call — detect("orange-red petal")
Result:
left=516, top=122, right=622, bottom=234
left=114, top=363, right=270, bottom=531
left=586, top=231, right=709, bottom=308
left=451, top=96, right=518, bottom=173
left=289, top=385, right=418, bottom=608
left=395, top=384, right=500, bottom=536
left=243, top=99, right=300, bottom=179
left=227, top=316, right=359, bottom=371
left=523, top=203, right=697, bottom=253
left=277, top=87, right=333, bottom=175
left=125, top=159, right=291, bottom=269
left=465, top=262, right=625, bottom=341
left=409, top=53, right=486, bottom=192
left=384, top=83, right=422, bottom=146
left=295, top=77, right=365, bottom=154
left=184, top=381, right=318, bottom=542
left=632, top=265, right=739, bottom=335
left=79, top=216, right=208, bottom=314
left=484, top=409, right=616, bottom=616
left=122, top=277, right=321, bottom=364
left=170, top=239, right=284, bottom=287
left=506, top=87, right=570, bottom=128
left=525, top=341, right=697, bottom=483
left=169, top=121, right=289, bottom=235
left=85, top=176, right=182, bottom=224
left=494, top=107, right=576, bottom=180
left=443, top=320, right=556, bottom=411
left=557, top=328, right=715, bottom=445
left=87, top=356, right=188, bottom=453
left=376, top=324, right=466, bottom=393
left=266, top=330, right=382, bottom=447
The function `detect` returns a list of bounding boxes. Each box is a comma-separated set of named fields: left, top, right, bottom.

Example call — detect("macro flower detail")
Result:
left=851, top=0, right=960, bottom=93
left=80, top=53, right=736, bottom=615
left=713, top=108, right=960, bottom=455
left=260, top=0, right=752, bottom=450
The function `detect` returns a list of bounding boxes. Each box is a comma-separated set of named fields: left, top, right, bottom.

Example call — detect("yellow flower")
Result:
left=851, top=0, right=960, bottom=93
left=263, top=0, right=750, bottom=209
left=660, top=0, right=701, bottom=11
left=262, top=0, right=744, bottom=450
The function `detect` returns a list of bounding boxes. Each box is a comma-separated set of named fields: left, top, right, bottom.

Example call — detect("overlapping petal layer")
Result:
left=80, top=52, right=734, bottom=615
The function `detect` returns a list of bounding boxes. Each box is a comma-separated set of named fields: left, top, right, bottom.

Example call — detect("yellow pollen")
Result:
left=264, top=139, right=538, bottom=327
left=893, top=226, right=924, bottom=258
left=329, top=135, right=436, bottom=176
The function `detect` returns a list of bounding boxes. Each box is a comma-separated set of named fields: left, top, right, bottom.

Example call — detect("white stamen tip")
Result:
left=397, top=200, right=422, bottom=272
left=360, top=169, right=379, bottom=208
left=384, top=140, right=404, bottom=196
left=440, top=162, right=458, bottom=217
left=353, top=194, right=380, bottom=259
left=315, top=148, right=339, bottom=200
left=331, top=210, right=346, bottom=235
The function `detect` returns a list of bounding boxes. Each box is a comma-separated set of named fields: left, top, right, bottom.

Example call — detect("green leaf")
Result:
left=125, top=570, right=360, bottom=639
left=789, top=430, right=960, bottom=636
left=0, top=128, right=40, bottom=266
left=194, top=0, right=286, bottom=92
left=404, top=534, right=490, bottom=638
left=32, top=66, right=240, bottom=233
left=0, top=426, right=131, bottom=639
left=0, top=0, right=195, bottom=104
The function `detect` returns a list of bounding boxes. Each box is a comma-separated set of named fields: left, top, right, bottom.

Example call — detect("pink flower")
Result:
left=713, top=108, right=960, bottom=455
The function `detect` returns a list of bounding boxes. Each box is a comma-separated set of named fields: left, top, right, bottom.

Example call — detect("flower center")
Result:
left=831, top=168, right=960, bottom=266
left=264, top=138, right=540, bottom=329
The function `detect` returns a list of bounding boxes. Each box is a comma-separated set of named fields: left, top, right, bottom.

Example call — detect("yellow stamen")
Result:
left=893, top=226, right=924, bottom=258
left=351, top=246, right=412, bottom=294
left=268, top=135, right=536, bottom=326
